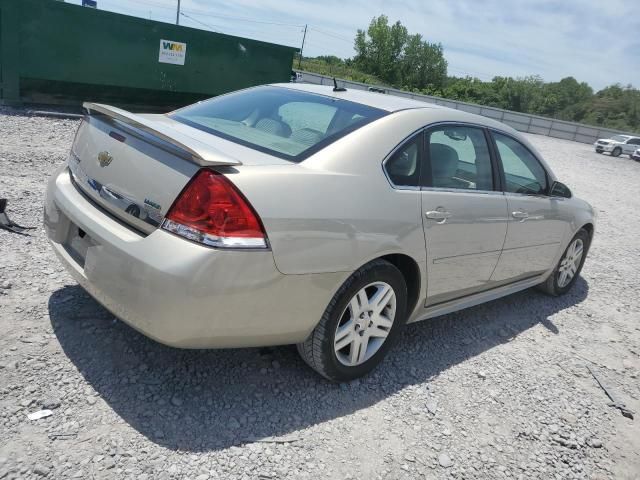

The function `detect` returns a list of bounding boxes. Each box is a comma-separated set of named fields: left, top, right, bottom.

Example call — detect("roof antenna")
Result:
left=333, top=77, right=347, bottom=92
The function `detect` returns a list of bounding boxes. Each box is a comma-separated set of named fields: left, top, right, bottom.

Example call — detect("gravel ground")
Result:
left=1, top=107, right=639, bottom=480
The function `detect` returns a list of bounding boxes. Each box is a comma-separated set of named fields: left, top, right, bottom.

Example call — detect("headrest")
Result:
left=430, top=143, right=459, bottom=180
left=290, top=128, right=324, bottom=147
left=255, top=118, right=292, bottom=138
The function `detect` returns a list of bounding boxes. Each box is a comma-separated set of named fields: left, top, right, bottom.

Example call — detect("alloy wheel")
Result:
left=334, top=282, right=396, bottom=367
left=558, top=238, right=584, bottom=288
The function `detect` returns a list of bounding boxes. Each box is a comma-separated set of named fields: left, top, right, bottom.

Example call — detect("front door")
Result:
left=421, top=125, right=509, bottom=305
left=489, top=131, right=568, bottom=282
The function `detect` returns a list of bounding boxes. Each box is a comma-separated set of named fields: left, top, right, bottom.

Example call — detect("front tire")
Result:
left=611, top=147, right=622, bottom=157
left=538, top=229, right=590, bottom=296
left=297, top=259, right=408, bottom=382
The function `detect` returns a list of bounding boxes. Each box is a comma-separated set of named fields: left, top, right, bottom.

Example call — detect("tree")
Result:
left=400, top=34, right=447, bottom=90
left=354, top=15, right=447, bottom=89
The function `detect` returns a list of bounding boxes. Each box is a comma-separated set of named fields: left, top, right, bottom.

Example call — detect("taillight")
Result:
left=162, top=169, right=267, bottom=248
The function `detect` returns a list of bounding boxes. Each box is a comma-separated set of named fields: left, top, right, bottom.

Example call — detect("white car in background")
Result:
left=594, top=135, right=640, bottom=157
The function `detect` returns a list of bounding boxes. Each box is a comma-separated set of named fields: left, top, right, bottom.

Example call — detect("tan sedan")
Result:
left=45, top=84, right=595, bottom=381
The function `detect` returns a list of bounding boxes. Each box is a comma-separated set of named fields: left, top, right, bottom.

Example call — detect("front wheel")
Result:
left=611, top=147, right=622, bottom=157
left=538, top=229, right=590, bottom=296
left=297, top=259, right=408, bottom=382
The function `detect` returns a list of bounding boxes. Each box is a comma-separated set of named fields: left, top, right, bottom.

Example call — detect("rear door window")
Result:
left=423, top=126, right=494, bottom=191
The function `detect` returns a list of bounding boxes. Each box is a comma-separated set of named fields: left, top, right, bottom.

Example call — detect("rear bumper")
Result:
left=45, top=166, right=347, bottom=348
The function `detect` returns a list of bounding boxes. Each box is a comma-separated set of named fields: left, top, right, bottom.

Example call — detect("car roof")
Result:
left=270, top=83, right=518, bottom=133
left=271, top=83, right=441, bottom=112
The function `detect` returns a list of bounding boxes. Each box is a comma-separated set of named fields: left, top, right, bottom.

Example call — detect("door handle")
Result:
left=512, top=210, right=529, bottom=221
left=425, top=210, right=452, bottom=221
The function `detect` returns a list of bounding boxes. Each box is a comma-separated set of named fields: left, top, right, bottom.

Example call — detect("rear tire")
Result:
left=537, top=229, right=590, bottom=296
left=297, top=259, right=408, bottom=382
left=611, top=147, right=622, bottom=157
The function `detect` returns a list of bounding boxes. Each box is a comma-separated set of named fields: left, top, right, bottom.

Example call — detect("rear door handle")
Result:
left=512, top=210, right=529, bottom=220
left=425, top=210, right=452, bottom=221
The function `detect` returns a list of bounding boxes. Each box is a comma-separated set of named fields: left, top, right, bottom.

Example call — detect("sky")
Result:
left=64, top=0, right=639, bottom=91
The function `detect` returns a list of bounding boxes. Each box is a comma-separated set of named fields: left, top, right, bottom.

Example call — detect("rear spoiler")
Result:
left=83, top=102, right=242, bottom=167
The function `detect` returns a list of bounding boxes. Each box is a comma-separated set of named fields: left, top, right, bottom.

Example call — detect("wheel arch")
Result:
left=580, top=222, right=594, bottom=240
left=378, top=253, right=422, bottom=319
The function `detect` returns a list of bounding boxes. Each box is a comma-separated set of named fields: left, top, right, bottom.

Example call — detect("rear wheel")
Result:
left=538, top=229, right=590, bottom=296
left=297, top=259, right=407, bottom=382
left=611, top=147, right=622, bottom=157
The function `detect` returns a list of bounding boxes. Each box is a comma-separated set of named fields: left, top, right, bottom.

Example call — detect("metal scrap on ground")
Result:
left=587, top=365, right=635, bottom=420
left=0, top=198, right=35, bottom=235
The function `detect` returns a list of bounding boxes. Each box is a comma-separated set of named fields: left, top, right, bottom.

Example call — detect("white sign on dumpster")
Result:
left=159, top=39, right=187, bottom=65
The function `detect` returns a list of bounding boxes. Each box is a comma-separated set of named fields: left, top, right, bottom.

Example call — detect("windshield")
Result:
left=611, top=135, right=629, bottom=142
left=170, top=86, right=387, bottom=162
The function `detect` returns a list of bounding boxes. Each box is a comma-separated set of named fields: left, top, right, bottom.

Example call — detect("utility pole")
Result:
left=176, top=0, right=181, bottom=25
left=298, top=24, right=307, bottom=69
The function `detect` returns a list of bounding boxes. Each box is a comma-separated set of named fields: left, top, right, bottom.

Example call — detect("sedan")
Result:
left=44, top=84, right=595, bottom=381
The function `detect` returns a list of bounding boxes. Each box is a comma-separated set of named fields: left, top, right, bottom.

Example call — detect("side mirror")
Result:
left=550, top=181, right=572, bottom=198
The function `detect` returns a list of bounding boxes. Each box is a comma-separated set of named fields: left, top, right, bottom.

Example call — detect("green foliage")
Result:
left=353, top=15, right=447, bottom=90
left=296, top=57, right=384, bottom=85
left=437, top=76, right=639, bottom=132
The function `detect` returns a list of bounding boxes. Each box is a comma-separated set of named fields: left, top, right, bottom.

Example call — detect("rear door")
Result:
left=420, top=124, right=509, bottom=305
left=489, top=131, right=568, bottom=282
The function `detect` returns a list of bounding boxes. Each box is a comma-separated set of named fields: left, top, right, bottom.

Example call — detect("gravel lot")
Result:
left=1, top=107, right=639, bottom=480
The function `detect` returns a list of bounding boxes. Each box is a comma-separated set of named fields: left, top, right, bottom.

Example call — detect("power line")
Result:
left=181, top=7, right=305, bottom=28
left=179, top=11, right=222, bottom=32
left=308, top=27, right=353, bottom=44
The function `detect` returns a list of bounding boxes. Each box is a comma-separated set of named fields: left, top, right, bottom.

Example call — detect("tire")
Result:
left=297, top=259, right=408, bottom=382
left=611, top=147, right=622, bottom=157
left=537, top=229, right=590, bottom=296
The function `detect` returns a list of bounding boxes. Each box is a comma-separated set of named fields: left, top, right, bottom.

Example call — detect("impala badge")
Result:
left=98, top=151, right=113, bottom=168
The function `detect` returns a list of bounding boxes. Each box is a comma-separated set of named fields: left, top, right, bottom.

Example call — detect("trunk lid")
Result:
left=69, top=103, right=243, bottom=234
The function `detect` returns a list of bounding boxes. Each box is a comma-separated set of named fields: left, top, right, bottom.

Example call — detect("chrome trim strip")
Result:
left=421, top=187, right=504, bottom=196
left=432, top=249, right=502, bottom=264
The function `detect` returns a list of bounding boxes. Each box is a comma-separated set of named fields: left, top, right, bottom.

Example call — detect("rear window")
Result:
left=170, top=86, right=386, bottom=162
